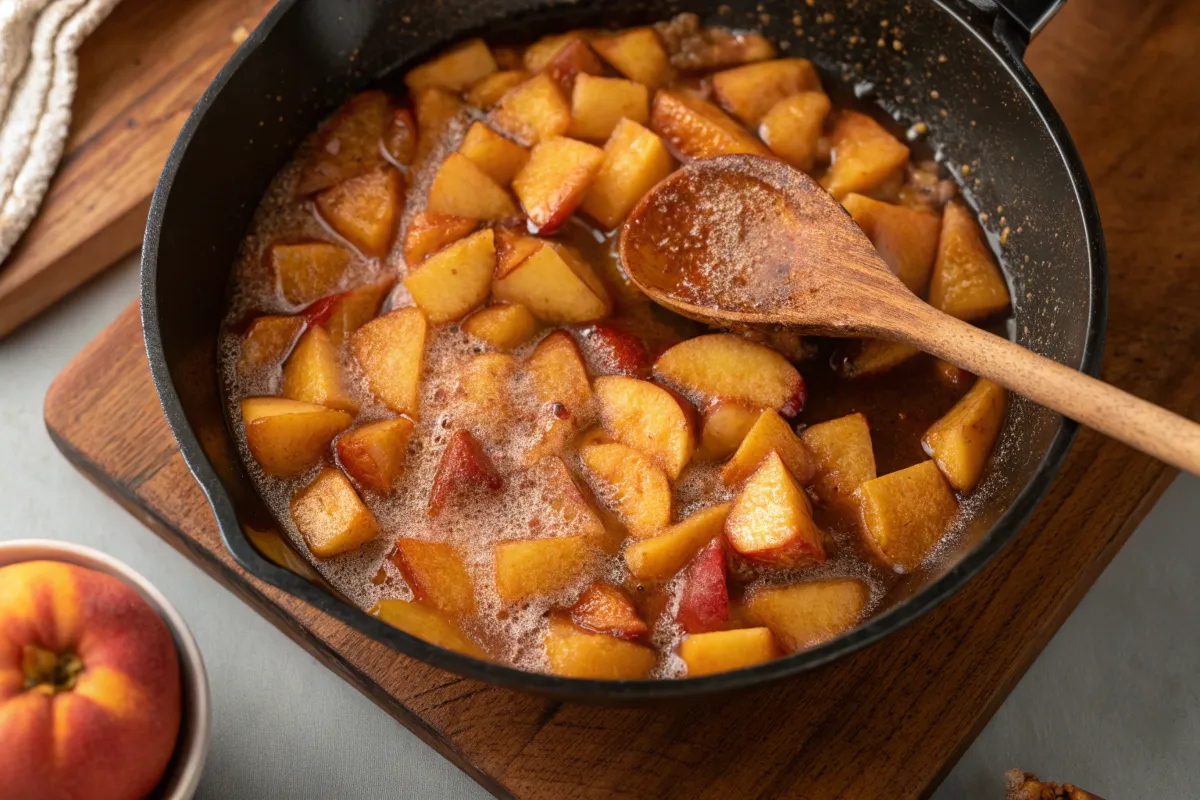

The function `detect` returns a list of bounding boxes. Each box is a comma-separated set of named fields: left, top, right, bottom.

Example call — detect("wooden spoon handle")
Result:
left=892, top=304, right=1200, bottom=476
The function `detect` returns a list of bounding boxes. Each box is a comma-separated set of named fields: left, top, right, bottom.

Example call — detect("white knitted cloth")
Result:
left=0, top=0, right=122, bottom=264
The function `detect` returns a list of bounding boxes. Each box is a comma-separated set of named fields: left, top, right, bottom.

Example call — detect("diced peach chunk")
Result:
left=581, top=443, right=671, bottom=539
left=523, top=33, right=583, bottom=72
left=922, top=378, right=1006, bottom=492
left=821, top=110, right=910, bottom=200
left=695, top=400, right=761, bottom=461
left=351, top=307, right=428, bottom=418
left=650, top=90, right=772, bottom=160
left=494, top=535, right=597, bottom=603
left=569, top=75, right=649, bottom=142
left=928, top=202, right=1010, bottom=321
left=238, top=315, right=304, bottom=374
left=653, top=334, right=806, bottom=417
left=800, top=413, right=877, bottom=506
left=462, top=303, right=539, bottom=351
left=427, top=430, right=503, bottom=518
left=679, top=628, right=779, bottom=676
left=403, top=212, right=479, bottom=265
left=290, top=467, right=379, bottom=557
left=384, top=108, right=416, bottom=166
left=325, top=278, right=396, bottom=345
left=578, top=323, right=651, bottom=378
left=412, top=87, right=465, bottom=164
left=513, top=136, right=605, bottom=233
left=458, top=122, right=530, bottom=187
left=624, top=502, right=732, bottom=581
left=466, top=70, right=532, bottom=108
left=457, top=353, right=518, bottom=437
left=403, top=228, right=496, bottom=323
left=743, top=579, right=869, bottom=652
left=833, top=339, right=920, bottom=379
left=568, top=583, right=648, bottom=639
left=489, top=73, right=572, bottom=146
left=579, top=119, right=674, bottom=230
left=542, top=38, right=604, bottom=94
left=725, top=452, right=825, bottom=567
left=721, top=408, right=815, bottom=486
left=493, top=240, right=612, bottom=323
left=336, top=417, right=414, bottom=494
left=315, top=166, right=405, bottom=257
left=675, top=540, right=729, bottom=634
left=592, top=28, right=672, bottom=88
left=527, top=330, right=592, bottom=413
left=842, top=193, right=941, bottom=297
left=370, top=599, right=488, bottom=659
left=270, top=241, right=351, bottom=305
left=295, top=90, right=391, bottom=195
left=389, top=538, right=476, bottom=617
left=405, top=38, right=497, bottom=92
left=543, top=615, right=656, bottom=679
left=426, top=153, right=518, bottom=220
left=858, top=460, right=958, bottom=572
left=281, top=326, right=359, bottom=413
left=241, top=397, right=352, bottom=477
left=492, top=225, right=543, bottom=277
left=758, top=91, right=831, bottom=173
left=594, top=376, right=695, bottom=480
left=711, top=58, right=821, bottom=126
left=527, top=456, right=609, bottom=544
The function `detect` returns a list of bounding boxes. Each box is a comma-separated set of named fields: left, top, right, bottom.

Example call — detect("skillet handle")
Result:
left=993, top=0, right=1066, bottom=39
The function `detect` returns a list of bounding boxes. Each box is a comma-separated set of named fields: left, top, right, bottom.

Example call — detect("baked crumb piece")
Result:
left=1005, top=769, right=1105, bottom=800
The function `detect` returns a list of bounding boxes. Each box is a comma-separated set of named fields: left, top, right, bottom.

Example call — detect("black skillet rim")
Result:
left=140, top=0, right=1108, bottom=700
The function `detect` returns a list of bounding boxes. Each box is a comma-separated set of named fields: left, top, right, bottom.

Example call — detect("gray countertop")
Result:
left=2, top=256, right=1195, bottom=799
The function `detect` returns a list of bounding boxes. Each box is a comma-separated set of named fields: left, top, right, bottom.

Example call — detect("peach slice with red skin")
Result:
left=653, top=333, right=806, bottom=418
left=593, top=375, right=695, bottom=480
left=314, top=165, right=405, bottom=257
left=336, top=418, right=414, bottom=494
left=295, top=90, right=391, bottom=195
left=388, top=538, right=477, bottom=618
left=541, top=37, right=604, bottom=94
left=675, top=539, right=729, bottom=634
left=568, top=582, right=648, bottom=639
left=492, top=225, right=544, bottom=277
left=512, top=136, right=605, bottom=234
left=427, top=430, right=503, bottom=518
left=624, top=502, right=732, bottom=581
left=578, top=323, right=651, bottom=378
left=403, top=212, right=479, bottom=265
left=580, top=443, right=672, bottom=539
left=725, top=452, right=826, bottom=567
left=649, top=90, right=772, bottom=160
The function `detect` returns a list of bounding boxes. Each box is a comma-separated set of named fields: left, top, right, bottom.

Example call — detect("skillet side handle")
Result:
left=993, top=0, right=1067, bottom=41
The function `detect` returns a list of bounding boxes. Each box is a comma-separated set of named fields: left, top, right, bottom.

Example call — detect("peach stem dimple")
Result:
left=21, top=644, right=84, bottom=694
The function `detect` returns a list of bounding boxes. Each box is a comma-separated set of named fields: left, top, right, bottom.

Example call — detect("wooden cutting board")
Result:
left=0, top=0, right=274, bottom=338
left=42, top=0, right=1200, bottom=797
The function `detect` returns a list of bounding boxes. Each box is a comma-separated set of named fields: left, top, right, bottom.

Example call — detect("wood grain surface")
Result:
left=42, top=0, right=1200, bottom=797
left=0, top=0, right=274, bottom=339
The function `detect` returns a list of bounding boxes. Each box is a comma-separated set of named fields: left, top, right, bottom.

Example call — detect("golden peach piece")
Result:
left=743, top=579, right=869, bottom=652
left=721, top=408, right=815, bottom=486
left=462, top=303, right=539, bottom=351
left=383, top=107, right=416, bottom=166
left=336, top=417, right=414, bottom=494
left=922, top=378, right=1007, bottom=492
left=820, top=110, right=910, bottom=200
left=542, top=38, right=604, bottom=94
left=405, top=38, right=497, bottom=92
left=929, top=202, right=1011, bottom=322
left=238, top=315, right=304, bottom=374
left=569, top=74, right=649, bottom=142
left=412, top=87, right=465, bottom=164
left=512, top=136, right=605, bottom=233
left=858, top=460, right=958, bottom=572
left=624, top=502, right=732, bottom=581
left=834, top=339, right=921, bottom=379
left=726, top=452, right=825, bottom=567
left=493, top=535, right=597, bottom=604
left=350, top=307, right=428, bottom=418
left=403, top=212, right=479, bottom=265
left=493, top=240, right=612, bottom=323
left=403, top=228, right=496, bottom=324
left=281, top=326, right=359, bottom=413
left=458, top=352, right=518, bottom=437
left=800, top=412, right=877, bottom=506
left=466, top=70, right=531, bottom=108
left=493, top=224, right=544, bottom=277
left=593, top=375, right=695, bottom=480
left=523, top=33, right=583, bottom=72
left=325, top=277, right=396, bottom=345
left=568, top=582, right=648, bottom=639
left=295, top=90, right=391, bottom=195
left=543, top=615, right=656, bottom=679
left=581, top=443, right=672, bottom=539
left=527, top=456, right=609, bottom=544
left=579, top=118, right=674, bottom=231
left=458, top=121, right=530, bottom=186
left=842, top=193, right=941, bottom=297
left=370, top=599, right=488, bottom=659
left=426, top=153, right=518, bottom=220
left=679, top=627, right=780, bottom=676
left=649, top=90, right=772, bottom=160
left=653, top=333, right=806, bottom=417
left=489, top=73, right=572, bottom=146
left=314, top=165, right=405, bottom=257
left=269, top=241, right=351, bottom=306
left=695, top=399, right=761, bottom=461
left=241, top=397, right=352, bottom=477
left=527, top=330, right=592, bottom=414
left=758, top=91, right=831, bottom=173
left=711, top=58, right=821, bottom=126
left=389, top=538, right=477, bottom=618
left=591, top=27, right=672, bottom=88
left=290, top=467, right=379, bottom=557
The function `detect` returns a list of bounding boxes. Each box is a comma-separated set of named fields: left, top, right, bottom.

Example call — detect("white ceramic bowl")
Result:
left=0, top=539, right=210, bottom=799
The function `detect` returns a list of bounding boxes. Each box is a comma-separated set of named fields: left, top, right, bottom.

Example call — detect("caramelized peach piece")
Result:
left=581, top=443, right=671, bottom=539
left=528, top=330, right=592, bottom=413
left=493, top=240, right=611, bottom=322
left=592, top=28, right=672, bottom=88
left=270, top=241, right=351, bottom=305
left=336, top=417, right=414, bottom=494
left=624, top=502, right=732, bottom=581
left=653, top=334, right=806, bottom=417
left=928, top=202, right=1010, bottom=321
left=403, top=212, right=479, bottom=265
left=462, top=303, right=538, bottom=351
left=370, top=599, right=487, bottom=659
left=238, top=315, right=304, bottom=374
left=528, top=456, right=609, bottom=544
left=543, top=615, right=656, bottom=679
left=241, top=397, right=352, bottom=477
left=834, top=339, right=920, bottom=379
left=389, top=539, right=476, bottom=617
left=726, top=452, right=825, bottom=567
left=405, top=38, right=497, bottom=92
left=711, top=58, right=821, bottom=126
left=676, top=539, right=729, bottom=634
left=281, top=326, right=359, bottom=413
left=315, top=166, right=404, bottom=257
left=412, top=87, right=465, bottom=164
left=383, top=108, right=416, bottom=166
left=758, top=91, right=831, bottom=173
left=494, top=535, right=597, bottom=603
left=325, top=277, right=395, bottom=345
left=695, top=400, right=761, bottom=461
left=933, top=358, right=974, bottom=388
left=650, top=90, right=772, bottom=160
left=578, top=323, right=651, bottom=378
left=295, top=90, right=391, bottom=195
left=513, top=136, right=605, bottom=233
left=569, top=582, right=648, bottom=639
left=743, top=579, right=869, bottom=652
left=489, top=73, right=572, bottom=145
left=427, top=430, right=503, bottom=518
left=842, top=193, right=941, bottom=297
left=922, top=378, right=1006, bottom=492
left=800, top=413, right=877, bottom=506
left=858, top=460, right=958, bottom=572
left=290, top=467, right=379, bottom=557
left=680, top=628, right=779, bottom=676
left=458, top=122, right=530, bottom=187
left=579, top=119, right=674, bottom=230
left=594, top=376, right=695, bottom=480
left=426, top=153, right=518, bottom=220
left=542, top=38, right=604, bottom=94
left=523, top=33, right=583, bottom=72
left=458, top=352, right=518, bottom=437
left=466, top=70, right=532, bottom=108
left=350, top=307, right=428, bottom=418
left=721, top=408, right=815, bottom=486
left=403, top=228, right=496, bottom=323
left=492, top=225, right=544, bottom=277
left=569, top=74, right=649, bottom=142
left=821, top=110, right=910, bottom=200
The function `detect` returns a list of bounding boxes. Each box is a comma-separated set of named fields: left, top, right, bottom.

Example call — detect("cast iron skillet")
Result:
left=141, top=0, right=1105, bottom=700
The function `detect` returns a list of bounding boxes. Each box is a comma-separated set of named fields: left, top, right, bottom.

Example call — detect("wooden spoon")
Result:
left=620, top=154, right=1200, bottom=476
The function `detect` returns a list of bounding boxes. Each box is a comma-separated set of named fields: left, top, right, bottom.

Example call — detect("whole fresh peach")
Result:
left=0, top=561, right=182, bottom=800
